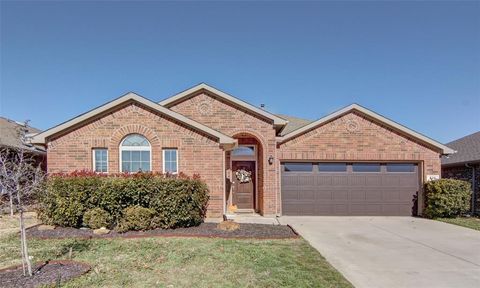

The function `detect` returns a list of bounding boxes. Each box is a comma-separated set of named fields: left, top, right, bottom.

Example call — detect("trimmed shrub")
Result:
left=83, top=208, right=112, bottom=229
left=424, top=179, right=471, bottom=218
left=115, top=206, right=155, bottom=232
left=37, top=172, right=103, bottom=227
left=149, top=177, right=209, bottom=228
left=37, top=171, right=209, bottom=230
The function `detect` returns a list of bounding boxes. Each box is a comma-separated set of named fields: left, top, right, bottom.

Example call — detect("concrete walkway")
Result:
left=279, top=216, right=480, bottom=288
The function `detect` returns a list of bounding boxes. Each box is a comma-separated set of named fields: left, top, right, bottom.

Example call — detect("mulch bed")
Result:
left=27, top=223, right=298, bottom=240
left=0, top=260, right=90, bottom=288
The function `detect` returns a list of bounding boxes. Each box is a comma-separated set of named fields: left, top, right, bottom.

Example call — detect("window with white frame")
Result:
left=93, top=148, right=108, bottom=173
left=120, top=134, right=151, bottom=172
left=163, top=148, right=178, bottom=174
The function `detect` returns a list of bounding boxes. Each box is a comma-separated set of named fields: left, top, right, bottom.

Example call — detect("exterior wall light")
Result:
left=268, top=155, right=274, bottom=165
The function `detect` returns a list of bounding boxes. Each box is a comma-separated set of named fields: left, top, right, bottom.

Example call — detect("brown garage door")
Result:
left=281, top=162, right=419, bottom=216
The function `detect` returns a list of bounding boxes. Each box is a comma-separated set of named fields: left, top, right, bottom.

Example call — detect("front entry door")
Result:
left=232, top=161, right=255, bottom=210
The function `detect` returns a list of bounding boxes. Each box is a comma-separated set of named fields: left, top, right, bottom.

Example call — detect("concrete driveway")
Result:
left=279, top=217, right=480, bottom=288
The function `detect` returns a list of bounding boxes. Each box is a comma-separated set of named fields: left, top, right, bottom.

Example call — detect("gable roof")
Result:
left=276, top=114, right=312, bottom=136
left=159, top=83, right=288, bottom=128
left=277, top=103, right=455, bottom=155
left=441, top=131, right=480, bottom=166
left=31, top=92, right=236, bottom=146
left=0, top=117, right=45, bottom=153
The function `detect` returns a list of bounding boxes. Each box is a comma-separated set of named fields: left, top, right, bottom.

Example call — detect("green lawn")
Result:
left=0, top=228, right=351, bottom=287
left=436, top=217, right=480, bottom=231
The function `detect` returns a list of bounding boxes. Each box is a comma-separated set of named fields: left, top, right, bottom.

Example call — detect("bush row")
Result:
left=424, top=178, right=471, bottom=218
left=37, top=171, right=209, bottom=230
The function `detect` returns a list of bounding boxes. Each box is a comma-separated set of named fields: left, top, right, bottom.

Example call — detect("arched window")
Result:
left=120, top=134, right=151, bottom=172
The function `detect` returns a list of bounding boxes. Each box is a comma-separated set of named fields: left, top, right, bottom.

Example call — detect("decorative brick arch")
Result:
left=110, top=124, right=161, bottom=147
left=230, top=129, right=267, bottom=150
left=230, top=129, right=268, bottom=214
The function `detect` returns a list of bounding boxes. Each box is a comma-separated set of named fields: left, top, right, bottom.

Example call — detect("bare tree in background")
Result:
left=0, top=121, right=45, bottom=276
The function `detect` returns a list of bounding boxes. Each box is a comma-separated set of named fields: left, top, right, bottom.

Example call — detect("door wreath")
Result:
left=235, top=169, right=252, bottom=183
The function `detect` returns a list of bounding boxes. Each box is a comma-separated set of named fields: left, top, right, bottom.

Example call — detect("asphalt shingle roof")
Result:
left=441, top=131, right=480, bottom=166
left=0, top=117, right=45, bottom=153
left=276, top=114, right=313, bottom=136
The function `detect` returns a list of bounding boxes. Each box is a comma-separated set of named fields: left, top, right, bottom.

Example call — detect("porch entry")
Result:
left=230, top=144, right=257, bottom=211
left=232, top=161, right=256, bottom=209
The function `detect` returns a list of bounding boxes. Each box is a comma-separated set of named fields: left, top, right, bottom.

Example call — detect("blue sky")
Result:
left=1, top=1, right=479, bottom=143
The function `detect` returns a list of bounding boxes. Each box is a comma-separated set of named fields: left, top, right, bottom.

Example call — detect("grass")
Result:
left=0, top=216, right=352, bottom=288
left=436, top=216, right=480, bottom=231
left=0, top=212, right=40, bottom=237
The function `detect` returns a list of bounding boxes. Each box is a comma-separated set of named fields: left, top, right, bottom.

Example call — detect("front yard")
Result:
left=0, top=216, right=352, bottom=288
left=436, top=216, right=480, bottom=231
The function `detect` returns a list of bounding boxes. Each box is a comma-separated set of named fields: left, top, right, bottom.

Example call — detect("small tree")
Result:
left=0, top=148, right=17, bottom=217
left=0, top=121, right=45, bottom=276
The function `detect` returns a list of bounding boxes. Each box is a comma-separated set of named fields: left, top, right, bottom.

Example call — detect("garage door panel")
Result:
left=315, top=175, right=349, bottom=186
left=315, top=190, right=333, bottom=200
left=350, top=190, right=366, bottom=201
left=315, top=175, right=333, bottom=185
left=351, top=176, right=382, bottom=186
left=300, top=190, right=316, bottom=200
left=281, top=189, right=299, bottom=200
left=365, top=190, right=383, bottom=201
left=332, top=190, right=348, bottom=200
left=381, top=204, right=413, bottom=216
left=365, top=176, right=382, bottom=186
left=384, top=175, right=418, bottom=186
left=282, top=162, right=419, bottom=216
left=333, top=204, right=348, bottom=215
left=349, top=176, right=366, bottom=186
left=350, top=203, right=382, bottom=215
left=332, top=176, right=349, bottom=186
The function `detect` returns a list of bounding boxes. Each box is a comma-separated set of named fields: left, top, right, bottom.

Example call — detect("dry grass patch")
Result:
left=436, top=216, right=480, bottom=231
left=1, top=232, right=352, bottom=287
left=0, top=212, right=40, bottom=238
left=0, top=213, right=351, bottom=287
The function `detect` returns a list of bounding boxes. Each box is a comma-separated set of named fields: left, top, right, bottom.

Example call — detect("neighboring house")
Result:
left=0, top=117, right=46, bottom=201
left=441, top=131, right=480, bottom=214
left=0, top=116, right=45, bottom=159
left=31, top=84, right=454, bottom=219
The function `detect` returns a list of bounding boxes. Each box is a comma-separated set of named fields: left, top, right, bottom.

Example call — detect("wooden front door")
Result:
left=232, top=161, right=255, bottom=210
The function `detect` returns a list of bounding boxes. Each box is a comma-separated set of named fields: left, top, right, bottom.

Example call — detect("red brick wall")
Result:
left=46, top=102, right=225, bottom=218
left=46, top=93, right=444, bottom=218
left=168, top=92, right=279, bottom=215
left=278, top=111, right=442, bottom=215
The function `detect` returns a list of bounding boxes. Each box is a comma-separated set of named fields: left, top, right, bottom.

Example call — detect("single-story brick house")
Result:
left=31, top=84, right=454, bottom=219
left=442, top=131, right=480, bottom=214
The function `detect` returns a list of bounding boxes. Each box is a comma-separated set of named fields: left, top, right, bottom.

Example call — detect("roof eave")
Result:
left=442, top=159, right=480, bottom=167
left=31, top=92, right=236, bottom=146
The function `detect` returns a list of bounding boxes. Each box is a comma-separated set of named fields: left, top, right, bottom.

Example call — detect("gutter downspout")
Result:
left=466, top=163, right=476, bottom=215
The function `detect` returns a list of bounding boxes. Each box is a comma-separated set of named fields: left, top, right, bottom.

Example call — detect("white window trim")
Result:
left=119, top=135, right=152, bottom=173
left=162, top=148, right=178, bottom=174
left=92, top=148, right=108, bottom=173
